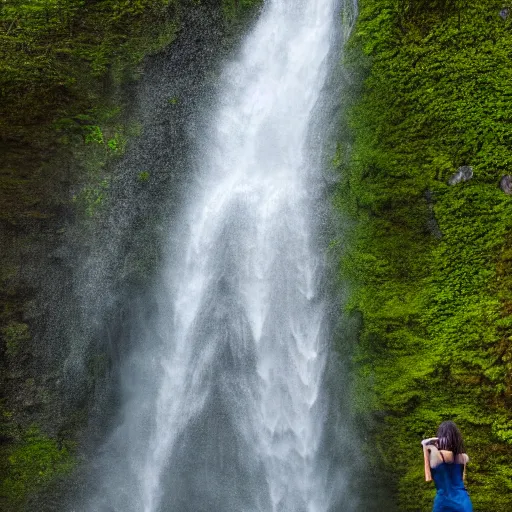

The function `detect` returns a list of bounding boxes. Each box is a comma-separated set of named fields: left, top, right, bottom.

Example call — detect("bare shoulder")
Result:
left=455, top=453, right=470, bottom=464
left=426, top=445, right=443, bottom=468
left=437, top=450, right=469, bottom=465
left=439, top=449, right=454, bottom=463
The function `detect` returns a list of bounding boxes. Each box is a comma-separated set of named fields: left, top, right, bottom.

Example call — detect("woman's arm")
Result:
left=459, top=453, right=469, bottom=464
left=421, top=437, right=438, bottom=447
left=422, top=443, right=432, bottom=482
left=421, top=437, right=442, bottom=481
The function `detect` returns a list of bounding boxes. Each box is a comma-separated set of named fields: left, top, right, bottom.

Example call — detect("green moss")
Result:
left=335, top=0, right=512, bottom=509
left=138, top=171, right=151, bottom=182
left=222, top=0, right=263, bottom=21
left=2, top=323, right=31, bottom=358
left=0, top=1, right=179, bottom=134
left=84, top=126, right=105, bottom=145
left=0, top=0, right=180, bottom=231
left=72, top=179, right=110, bottom=218
left=0, top=3, right=185, bottom=508
left=107, top=131, right=127, bottom=154
left=0, top=426, right=76, bottom=510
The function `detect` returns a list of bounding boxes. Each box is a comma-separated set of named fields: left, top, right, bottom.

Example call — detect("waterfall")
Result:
left=81, top=0, right=358, bottom=511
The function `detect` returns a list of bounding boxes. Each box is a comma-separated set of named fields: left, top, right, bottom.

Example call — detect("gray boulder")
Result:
left=448, top=165, right=473, bottom=185
left=500, top=175, right=512, bottom=195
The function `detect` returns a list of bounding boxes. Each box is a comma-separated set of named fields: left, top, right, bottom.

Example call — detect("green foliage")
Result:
left=336, top=0, right=512, bottom=509
left=85, top=126, right=104, bottom=145
left=72, top=179, right=109, bottom=217
left=54, top=107, right=135, bottom=216
left=222, top=0, right=262, bottom=21
left=0, top=0, right=178, bottom=135
left=0, top=1, right=178, bottom=229
left=1, top=322, right=30, bottom=357
left=138, top=171, right=150, bottom=182
left=0, top=426, right=76, bottom=509
left=107, top=132, right=127, bottom=154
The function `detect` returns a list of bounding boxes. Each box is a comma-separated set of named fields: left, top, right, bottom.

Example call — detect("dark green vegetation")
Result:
left=0, top=0, right=261, bottom=509
left=335, top=0, right=512, bottom=509
left=0, top=425, right=75, bottom=508
left=1, top=0, right=178, bottom=222
left=1, top=2, right=179, bottom=508
left=5, top=0, right=511, bottom=509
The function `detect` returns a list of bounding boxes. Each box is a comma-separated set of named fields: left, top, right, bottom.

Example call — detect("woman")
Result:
left=421, top=421, right=473, bottom=512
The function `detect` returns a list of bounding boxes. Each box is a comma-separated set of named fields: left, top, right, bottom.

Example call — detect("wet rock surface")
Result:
left=424, top=189, right=443, bottom=239
left=448, top=165, right=473, bottom=185
left=0, top=0, right=250, bottom=509
left=500, top=175, right=512, bottom=194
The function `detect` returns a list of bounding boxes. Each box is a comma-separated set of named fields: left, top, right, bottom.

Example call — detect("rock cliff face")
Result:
left=0, top=1, right=260, bottom=509
left=5, top=1, right=512, bottom=510
left=334, top=0, right=512, bottom=510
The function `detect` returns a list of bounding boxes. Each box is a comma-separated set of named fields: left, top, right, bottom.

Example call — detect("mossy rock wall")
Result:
left=0, top=0, right=261, bottom=509
left=334, top=0, right=512, bottom=510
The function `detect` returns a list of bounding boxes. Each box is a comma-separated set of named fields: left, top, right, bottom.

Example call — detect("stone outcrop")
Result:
left=448, top=165, right=473, bottom=185
left=499, top=175, right=512, bottom=194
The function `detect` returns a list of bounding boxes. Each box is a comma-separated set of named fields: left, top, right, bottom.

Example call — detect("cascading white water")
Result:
left=82, top=1, right=358, bottom=511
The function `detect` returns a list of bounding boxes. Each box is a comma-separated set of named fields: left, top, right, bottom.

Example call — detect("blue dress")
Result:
left=431, top=455, right=473, bottom=512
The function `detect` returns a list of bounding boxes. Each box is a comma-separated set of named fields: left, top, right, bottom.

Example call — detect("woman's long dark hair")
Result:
left=437, top=420, right=465, bottom=456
